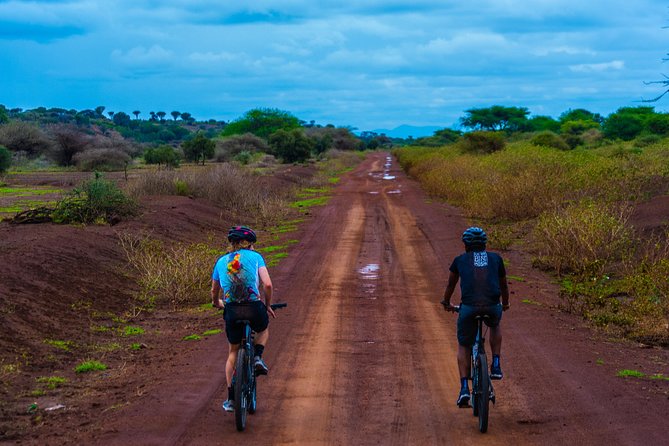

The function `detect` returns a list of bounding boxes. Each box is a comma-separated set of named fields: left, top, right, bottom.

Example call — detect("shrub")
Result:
left=459, top=131, right=505, bottom=154
left=0, top=145, right=10, bottom=173
left=144, top=145, right=181, bottom=168
left=182, top=133, right=215, bottom=164
left=0, top=121, right=54, bottom=157
left=215, top=133, right=268, bottom=162
left=530, top=131, right=570, bottom=151
left=119, top=234, right=219, bottom=310
left=47, top=124, right=91, bottom=166
left=73, top=148, right=131, bottom=171
left=52, top=173, right=137, bottom=224
left=533, top=199, right=633, bottom=275
left=234, top=150, right=253, bottom=165
left=269, top=128, right=315, bottom=163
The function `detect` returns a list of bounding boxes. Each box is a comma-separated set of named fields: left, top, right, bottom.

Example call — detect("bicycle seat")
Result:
left=474, top=314, right=491, bottom=321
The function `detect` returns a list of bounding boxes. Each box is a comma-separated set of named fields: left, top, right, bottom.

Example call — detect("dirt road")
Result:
left=93, top=152, right=668, bottom=445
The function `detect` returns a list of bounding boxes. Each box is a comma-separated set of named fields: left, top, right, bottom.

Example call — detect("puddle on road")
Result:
left=358, top=263, right=379, bottom=279
left=386, top=190, right=401, bottom=194
left=368, top=191, right=379, bottom=195
left=382, top=175, right=396, bottom=180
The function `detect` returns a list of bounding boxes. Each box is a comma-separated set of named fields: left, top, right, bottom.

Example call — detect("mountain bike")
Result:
left=443, top=303, right=495, bottom=433
left=233, top=302, right=287, bottom=432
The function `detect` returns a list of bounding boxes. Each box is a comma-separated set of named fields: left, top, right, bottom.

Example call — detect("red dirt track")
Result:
left=2, top=152, right=668, bottom=445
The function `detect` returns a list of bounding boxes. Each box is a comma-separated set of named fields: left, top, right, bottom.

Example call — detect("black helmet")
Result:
left=462, top=226, right=487, bottom=246
left=228, top=225, right=257, bottom=243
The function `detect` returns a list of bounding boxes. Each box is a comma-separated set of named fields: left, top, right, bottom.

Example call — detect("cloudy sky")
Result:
left=1, top=1, right=668, bottom=134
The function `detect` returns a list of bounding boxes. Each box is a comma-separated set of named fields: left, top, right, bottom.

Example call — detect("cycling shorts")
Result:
left=224, top=301, right=269, bottom=344
left=456, top=303, right=503, bottom=347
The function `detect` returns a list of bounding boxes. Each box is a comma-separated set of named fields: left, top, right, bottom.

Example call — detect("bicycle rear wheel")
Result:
left=477, top=353, right=490, bottom=433
left=471, top=356, right=479, bottom=417
left=234, top=348, right=248, bottom=431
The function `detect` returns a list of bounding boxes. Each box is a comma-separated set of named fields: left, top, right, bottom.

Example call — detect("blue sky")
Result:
left=1, top=1, right=668, bottom=135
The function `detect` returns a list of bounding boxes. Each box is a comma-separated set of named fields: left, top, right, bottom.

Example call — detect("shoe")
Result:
left=490, top=364, right=503, bottom=380
left=254, top=356, right=269, bottom=376
left=456, top=388, right=470, bottom=408
left=222, top=399, right=234, bottom=412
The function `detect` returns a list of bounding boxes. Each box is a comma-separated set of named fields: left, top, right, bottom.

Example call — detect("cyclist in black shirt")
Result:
left=442, top=227, right=510, bottom=407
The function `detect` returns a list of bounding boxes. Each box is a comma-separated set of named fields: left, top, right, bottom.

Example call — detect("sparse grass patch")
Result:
left=291, top=196, right=329, bottom=208
left=122, top=326, right=145, bottom=337
left=43, top=339, right=74, bottom=351
left=521, top=299, right=542, bottom=306
left=202, top=329, right=222, bottom=336
left=75, top=360, right=107, bottom=373
left=616, top=369, right=645, bottom=378
left=649, top=374, right=669, bottom=381
left=36, top=376, right=67, bottom=390
left=183, top=334, right=201, bottom=341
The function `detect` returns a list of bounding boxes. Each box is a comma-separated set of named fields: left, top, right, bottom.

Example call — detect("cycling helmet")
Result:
left=227, top=225, right=257, bottom=243
left=462, top=226, right=487, bottom=246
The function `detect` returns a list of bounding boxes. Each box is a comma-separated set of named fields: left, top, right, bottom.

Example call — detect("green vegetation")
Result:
left=0, top=145, right=12, bottom=173
left=74, top=360, right=107, bottom=373
left=130, top=343, right=144, bottom=350
left=183, top=334, right=201, bottom=341
left=122, top=326, right=145, bottom=336
left=202, top=329, right=222, bottom=336
left=616, top=369, right=645, bottom=378
left=395, top=108, right=669, bottom=346
left=36, top=376, right=67, bottom=390
left=43, top=339, right=74, bottom=351
left=52, top=173, right=137, bottom=224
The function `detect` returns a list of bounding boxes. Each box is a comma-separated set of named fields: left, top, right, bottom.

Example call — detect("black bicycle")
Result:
left=233, top=302, right=287, bottom=432
left=443, top=303, right=495, bottom=433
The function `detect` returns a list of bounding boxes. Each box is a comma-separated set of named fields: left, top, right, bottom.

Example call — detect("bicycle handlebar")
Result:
left=270, top=303, right=287, bottom=310
left=440, top=300, right=460, bottom=312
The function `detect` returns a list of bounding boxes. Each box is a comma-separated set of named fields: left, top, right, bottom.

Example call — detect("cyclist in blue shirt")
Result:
left=211, top=226, right=276, bottom=413
left=441, top=227, right=510, bottom=407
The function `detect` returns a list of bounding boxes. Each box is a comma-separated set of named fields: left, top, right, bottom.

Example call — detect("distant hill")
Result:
left=369, top=124, right=442, bottom=139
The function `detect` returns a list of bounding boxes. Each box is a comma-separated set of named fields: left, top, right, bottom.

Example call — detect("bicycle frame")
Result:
left=471, top=315, right=493, bottom=433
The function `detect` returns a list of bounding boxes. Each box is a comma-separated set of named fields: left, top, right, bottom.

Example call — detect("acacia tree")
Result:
left=133, top=110, right=141, bottom=119
left=171, top=111, right=181, bottom=121
left=182, top=133, right=215, bottom=165
left=460, top=106, right=529, bottom=132
left=222, top=108, right=301, bottom=139
left=156, top=111, right=167, bottom=122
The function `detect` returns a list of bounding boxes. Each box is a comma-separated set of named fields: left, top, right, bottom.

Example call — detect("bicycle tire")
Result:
left=248, top=378, right=257, bottom=414
left=477, top=353, right=490, bottom=433
left=234, top=348, right=248, bottom=431
left=471, top=356, right=479, bottom=417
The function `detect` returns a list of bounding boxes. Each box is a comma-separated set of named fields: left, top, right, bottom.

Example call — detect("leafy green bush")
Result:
left=52, top=173, right=137, bottom=224
left=215, top=133, right=269, bottom=162
left=0, top=145, right=11, bottom=173
left=144, top=145, right=181, bottom=168
left=459, top=131, right=505, bottom=154
left=530, top=131, right=570, bottom=151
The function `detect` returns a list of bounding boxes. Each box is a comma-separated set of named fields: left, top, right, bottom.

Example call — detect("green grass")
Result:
left=596, top=358, right=605, bottom=365
left=183, top=334, right=201, bottom=341
left=93, top=342, right=122, bottom=352
left=649, top=374, right=669, bottom=381
left=130, top=343, right=144, bottom=351
left=43, top=339, right=74, bottom=351
left=257, top=244, right=290, bottom=253
left=36, top=376, right=67, bottom=390
left=507, top=275, right=525, bottom=282
left=0, top=186, right=63, bottom=197
left=122, top=326, right=145, bottom=336
left=616, top=369, right=645, bottom=378
left=521, top=299, right=542, bottom=306
left=202, top=329, right=222, bottom=336
left=291, top=196, right=330, bottom=208
left=75, top=360, right=108, bottom=373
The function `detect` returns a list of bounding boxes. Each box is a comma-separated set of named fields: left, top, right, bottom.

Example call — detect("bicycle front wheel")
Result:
left=477, top=353, right=490, bottom=433
left=234, top=348, right=249, bottom=431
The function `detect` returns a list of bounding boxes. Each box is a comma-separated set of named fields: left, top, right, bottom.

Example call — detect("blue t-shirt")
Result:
left=212, top=249, right=266, bottom=303
left=449, top=250, right=506, bottom=306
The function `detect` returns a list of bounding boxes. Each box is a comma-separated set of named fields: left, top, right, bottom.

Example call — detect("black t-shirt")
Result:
left=449, top=251, right=506, bottom=306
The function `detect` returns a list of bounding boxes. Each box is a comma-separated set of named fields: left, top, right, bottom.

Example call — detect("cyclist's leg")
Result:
left=489, top=325, right=502, bottom=356
left=226, top=343, right=241, bottom=388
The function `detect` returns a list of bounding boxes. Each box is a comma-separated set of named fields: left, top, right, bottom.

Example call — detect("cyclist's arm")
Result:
left=442, top=271, right=459, bottom=309
left=211, top=280, right=223, bottom=308
left=500, top=273, right=510, bottom=310
left=258, top=266, right=273, bottom=306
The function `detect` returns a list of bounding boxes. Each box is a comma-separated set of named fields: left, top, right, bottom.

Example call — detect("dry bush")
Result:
left=46, top=123, right=91, bottom=166
left=73, top=148, right=131, bottom=171
left=215, top=133, right=269, bottom=162
left=533, top=200, right=634, bottom=275
left=0, top=121, right=54, bottom=157
left=128, top=163, right=291, bottom=225
left=119, top=234, right=219, bottom=310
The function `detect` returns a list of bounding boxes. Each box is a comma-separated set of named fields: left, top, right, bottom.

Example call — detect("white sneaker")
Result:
left=222, top=399, right=234, bottom=412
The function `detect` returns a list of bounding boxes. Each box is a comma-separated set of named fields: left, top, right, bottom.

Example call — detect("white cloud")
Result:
left=569, top=60, right=625, bottom=72
left=111, top=45, right=174, bottom=65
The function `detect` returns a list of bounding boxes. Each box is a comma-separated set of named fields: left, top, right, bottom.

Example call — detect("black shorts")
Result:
left=456, top=304, right=503, bottom=346
left=224, top=301, right=269, bottom=344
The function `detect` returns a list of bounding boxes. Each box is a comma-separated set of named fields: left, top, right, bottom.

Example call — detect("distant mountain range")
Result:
left=368, top=124, right=443, bottom=139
